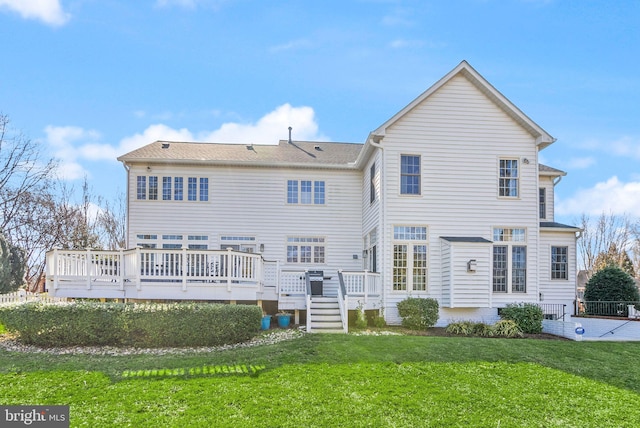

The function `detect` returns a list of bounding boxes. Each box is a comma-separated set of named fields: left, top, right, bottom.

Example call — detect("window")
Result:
left=148, top=176, right=158, bottom=200
left=370, top=163, right=376, bottom=203
left=499, top=159, right=519, bottom=197
left=200, top=178, right=209, bottom=201
left=136, top=176, right=146, bottom=200
left=174, top=177, right=183, bottom=201
left=162, top=177, right=172, bottom=201
left=287, top=180, right=325, bottom=205
left=392, top=226, right=428, bottom=291
left=287, top=237, right=325, bottom=263
left=492, top=228, right=527, bottom=293
left=364, top=229, right=377, bottom=272
left=400, top=155, right=420, bottom=195
left=539, top=188, right=546, bottom=219
left=188, top=177, right=197, bottom=201
left=221, top=236, right=256, bottom=253
left=188, top=235, right=208, bottom=250
left=551, top=246, right=568, bottom=280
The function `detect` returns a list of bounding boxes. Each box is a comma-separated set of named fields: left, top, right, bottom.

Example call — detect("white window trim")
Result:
left=392, top=225, right=428, bottom=293
left=399, top=154, right=422, bottom=196
left=497, top=158, right=520, bottom=199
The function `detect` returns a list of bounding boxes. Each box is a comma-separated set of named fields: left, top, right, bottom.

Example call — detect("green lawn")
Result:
left=1, top=333, right=639, bottom=427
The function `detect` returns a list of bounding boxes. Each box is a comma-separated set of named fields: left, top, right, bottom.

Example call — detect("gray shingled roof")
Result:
left=539, top=164, right=566, bottom=176
left=540, top=222, right=581, bottom=230
left=118, top=140, right=364, bottom=168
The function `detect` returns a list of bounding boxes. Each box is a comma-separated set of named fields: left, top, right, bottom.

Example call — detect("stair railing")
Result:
left=337, top=270, right=349, bottom=333
left=305, top=270, right=312, bottom=333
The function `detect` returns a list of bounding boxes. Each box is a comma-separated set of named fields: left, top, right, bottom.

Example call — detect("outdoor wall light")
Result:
left=259, top=244, right=265, bottom=252
left=467, top=259, right=477, bottom=272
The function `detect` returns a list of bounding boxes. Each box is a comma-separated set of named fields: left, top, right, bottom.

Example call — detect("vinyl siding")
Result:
left=539, top=230, right=578, bottom=309
left=379, top=74, right=540, bottom=311
left=127, top=163, right=363, bottom=293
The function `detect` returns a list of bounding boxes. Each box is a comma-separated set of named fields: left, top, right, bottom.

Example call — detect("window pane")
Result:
left=400, top=155, right=420, bottom=195
left=148, top=176, right=158, bottom=200
left=499, top=159, right=519, bottom=197
left=188, top=177, right=197, bottom=201
left=199, top=178, right=208, bottom=201
left=136, top=176, right=146, bottom=200
left=493, top=246, right=507, bottom=292
left=162, top=177, right=172, bottom=200
left=412, top=244, right=427, bottom=291
left=300, top=245, right=312, bottom=263
left=314, top=181, right=325, bottom=204
left=174, top=177, right=183, bottom=200
left=313, top=246, right=325, bottom=263
left=301, top=181, right=312, bottom=204
left=539, top=188, right=546, bottom=219
left=393, top=244, right=408, bottom=291
left=287, top=180, right=298, bottom=204
left=551, top=246, right=568, bottom=280
left=287, top=246, right=298, bottom=263
left=370, top=164, right=376, bottom=203
left=512, top=246, right=527, bottom=292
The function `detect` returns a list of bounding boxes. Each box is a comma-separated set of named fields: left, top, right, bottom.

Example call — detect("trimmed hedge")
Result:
left=499, top=303, right=543, bottom=334
left=396, top=297, right=439, bottom=330
left=0, top=302, right=262, bottom=347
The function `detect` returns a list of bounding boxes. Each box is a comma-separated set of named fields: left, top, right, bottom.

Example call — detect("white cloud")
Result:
left=0, top=0, right=70, bottom=26
left=200, top=104, right=325, bottom=144
left=563, top=156, right=596, bottom=170
left=609, top=136, right=640, bottom=159
left=269, top=39, right=313, bottom=53
left=44, top=105, right=327, bottom=181
left=556, top=176, right=640, bottom=217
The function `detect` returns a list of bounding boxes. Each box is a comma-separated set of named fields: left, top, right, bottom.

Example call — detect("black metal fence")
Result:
left=576, top=301, right=640, bottom=318
left=537, top=303, right=567, bottom=321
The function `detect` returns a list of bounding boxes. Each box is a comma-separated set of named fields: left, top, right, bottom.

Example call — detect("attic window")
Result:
left=161, top=143, right=170, bottom=149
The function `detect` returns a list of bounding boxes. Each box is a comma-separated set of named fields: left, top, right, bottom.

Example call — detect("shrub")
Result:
left=354, top=308, right=367, bottom=329
left=472, top=322, right=494, bottom=337
left=0, top=302, right=262, bottom=347
left=396, top=298, right=439, bottom=330
left=585, top=265, right=639, bottom=302
left=492, top=320, right=523, bottom=338
left=445, top=321, right=475, bottom=335
left=499, top=303, right=543, bottom=334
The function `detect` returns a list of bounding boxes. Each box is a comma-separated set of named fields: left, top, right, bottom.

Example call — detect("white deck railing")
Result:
left=339, top=270, right=381, bottom=303
left=46, top=247, right=264, bottom=293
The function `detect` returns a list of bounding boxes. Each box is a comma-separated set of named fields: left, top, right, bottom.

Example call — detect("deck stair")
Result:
left=309, top=296, right=345, bottom=333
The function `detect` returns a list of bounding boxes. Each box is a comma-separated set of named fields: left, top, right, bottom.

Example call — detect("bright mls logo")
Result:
left=1, top=406, right=69, bottom=427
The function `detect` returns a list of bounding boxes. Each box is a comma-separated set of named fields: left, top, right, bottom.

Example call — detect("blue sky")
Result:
left=1, top=0, right=639, bottom=226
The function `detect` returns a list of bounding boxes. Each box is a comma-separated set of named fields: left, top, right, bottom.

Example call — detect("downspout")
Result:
left=121, top=162, right=131, bottom=249
left=368, top=135, right=385, bottom=317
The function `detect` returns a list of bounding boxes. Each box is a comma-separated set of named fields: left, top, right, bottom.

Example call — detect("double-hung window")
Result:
left=287, top=180, right=325, bottom=205
left=492, top=228, right=527, bottom=293
left=551, top=246, right=568, bottom=280
left=136, top=176, right=146, bottom=200
left=287, top=237, right=325, bottom=264
left=148, top=176, right=158, bottom=200
left=499, top=159, right=519, bottom=197
left=392, top=226, right=428, bottom=291
left=370, top=163, right=376, bottom=203
left=539, top=188, right=546, bottom=219
left=400, top=155, right=421, bottom=195
left=174, top=177, right=183, bottom=201
left=162, top=177, right=172, bottom=201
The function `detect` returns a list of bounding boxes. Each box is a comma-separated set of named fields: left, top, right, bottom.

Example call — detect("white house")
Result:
left=46, top=61, right=580, bottom=331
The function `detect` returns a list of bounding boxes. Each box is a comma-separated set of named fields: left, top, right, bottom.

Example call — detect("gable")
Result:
left=372, top=61, right=555, bottom=148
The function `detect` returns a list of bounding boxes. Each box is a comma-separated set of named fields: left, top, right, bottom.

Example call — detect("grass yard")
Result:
left=1, top=332, right=639, bottom=427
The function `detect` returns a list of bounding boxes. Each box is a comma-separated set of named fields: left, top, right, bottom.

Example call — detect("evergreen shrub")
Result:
left=396, top=297, right=439, bottom=330
left=499, top=303, right=543, bottom=334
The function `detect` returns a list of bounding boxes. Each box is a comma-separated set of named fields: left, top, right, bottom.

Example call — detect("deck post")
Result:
left=364, top=269, right=369, bottom=304
left=53, top=249, right=59, bottom=290
left=226, top=247, right=232, bottom=292
left=135, top=247, right=142, bottom=290
left=119, top=249, right=124, bottom=290
left=86, top=249, right=92, bottom=290
left=182, top=247, right=187, bottom=291
left=294, top=309, right=300, bottom=325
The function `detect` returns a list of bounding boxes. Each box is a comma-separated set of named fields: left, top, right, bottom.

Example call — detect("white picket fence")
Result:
left=0, top=290, right=66, bottom=305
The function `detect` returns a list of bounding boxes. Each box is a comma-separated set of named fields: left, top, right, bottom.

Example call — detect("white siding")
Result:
left=379, top=74, right=540, bottom=312
left=446, top=241, right=491, bottom=308
left=539, top=176, right=555, bottom=221
left=440, top=240, right=451, bottom=307
left=127, top=163, right=363, bottom=294
left=539, top=230, right=578, bottom=309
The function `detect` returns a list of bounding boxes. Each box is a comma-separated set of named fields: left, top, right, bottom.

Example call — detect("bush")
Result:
left=445, top=321, right=475, bottom=335
left=0, top=302, right=262, bottom=347
left=499, top=303, right=543, bottom=334
left=585, top=266, right=639, bottom=302
left=492, top=320, right=523, bottom=338
left=0, top=233, right=25, bottom=294
left=396, top=298, right=439, bottom=330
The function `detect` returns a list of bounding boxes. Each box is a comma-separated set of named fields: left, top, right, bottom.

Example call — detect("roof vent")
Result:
left=314, top=145, right=322, bottom=151
left=161, top=142, right=170, bottom=149
left=288, top=126, right=292, bottom=144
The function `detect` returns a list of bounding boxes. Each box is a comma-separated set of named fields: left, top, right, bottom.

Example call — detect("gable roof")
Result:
left=370, top=60, right=556, bottom=149
left=118, top=140, right=363, bottom=169
left=539, top=164, right=567, bottom=177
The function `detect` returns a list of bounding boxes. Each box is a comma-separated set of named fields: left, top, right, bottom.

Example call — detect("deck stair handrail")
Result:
left=337, top=270, right=349, bottom=333
left=340, top=270, right=381, bottom=303
left=305, top=270, right=312, bottom=333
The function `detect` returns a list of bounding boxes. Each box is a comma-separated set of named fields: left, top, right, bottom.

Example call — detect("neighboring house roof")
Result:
left=118, top=140, right=363, bottom=169
left=440, top=237, right=492, bottom=243
left=540, top=221, right=582, bottom=231
left=539, top=164, right=567, bottom=177
left=369, top=60, right=556, bottom=149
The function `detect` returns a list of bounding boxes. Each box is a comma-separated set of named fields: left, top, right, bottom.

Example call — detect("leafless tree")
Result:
left=578, top=213, right=639, bottom=278
left=98, top=191, right=127, bottom=250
